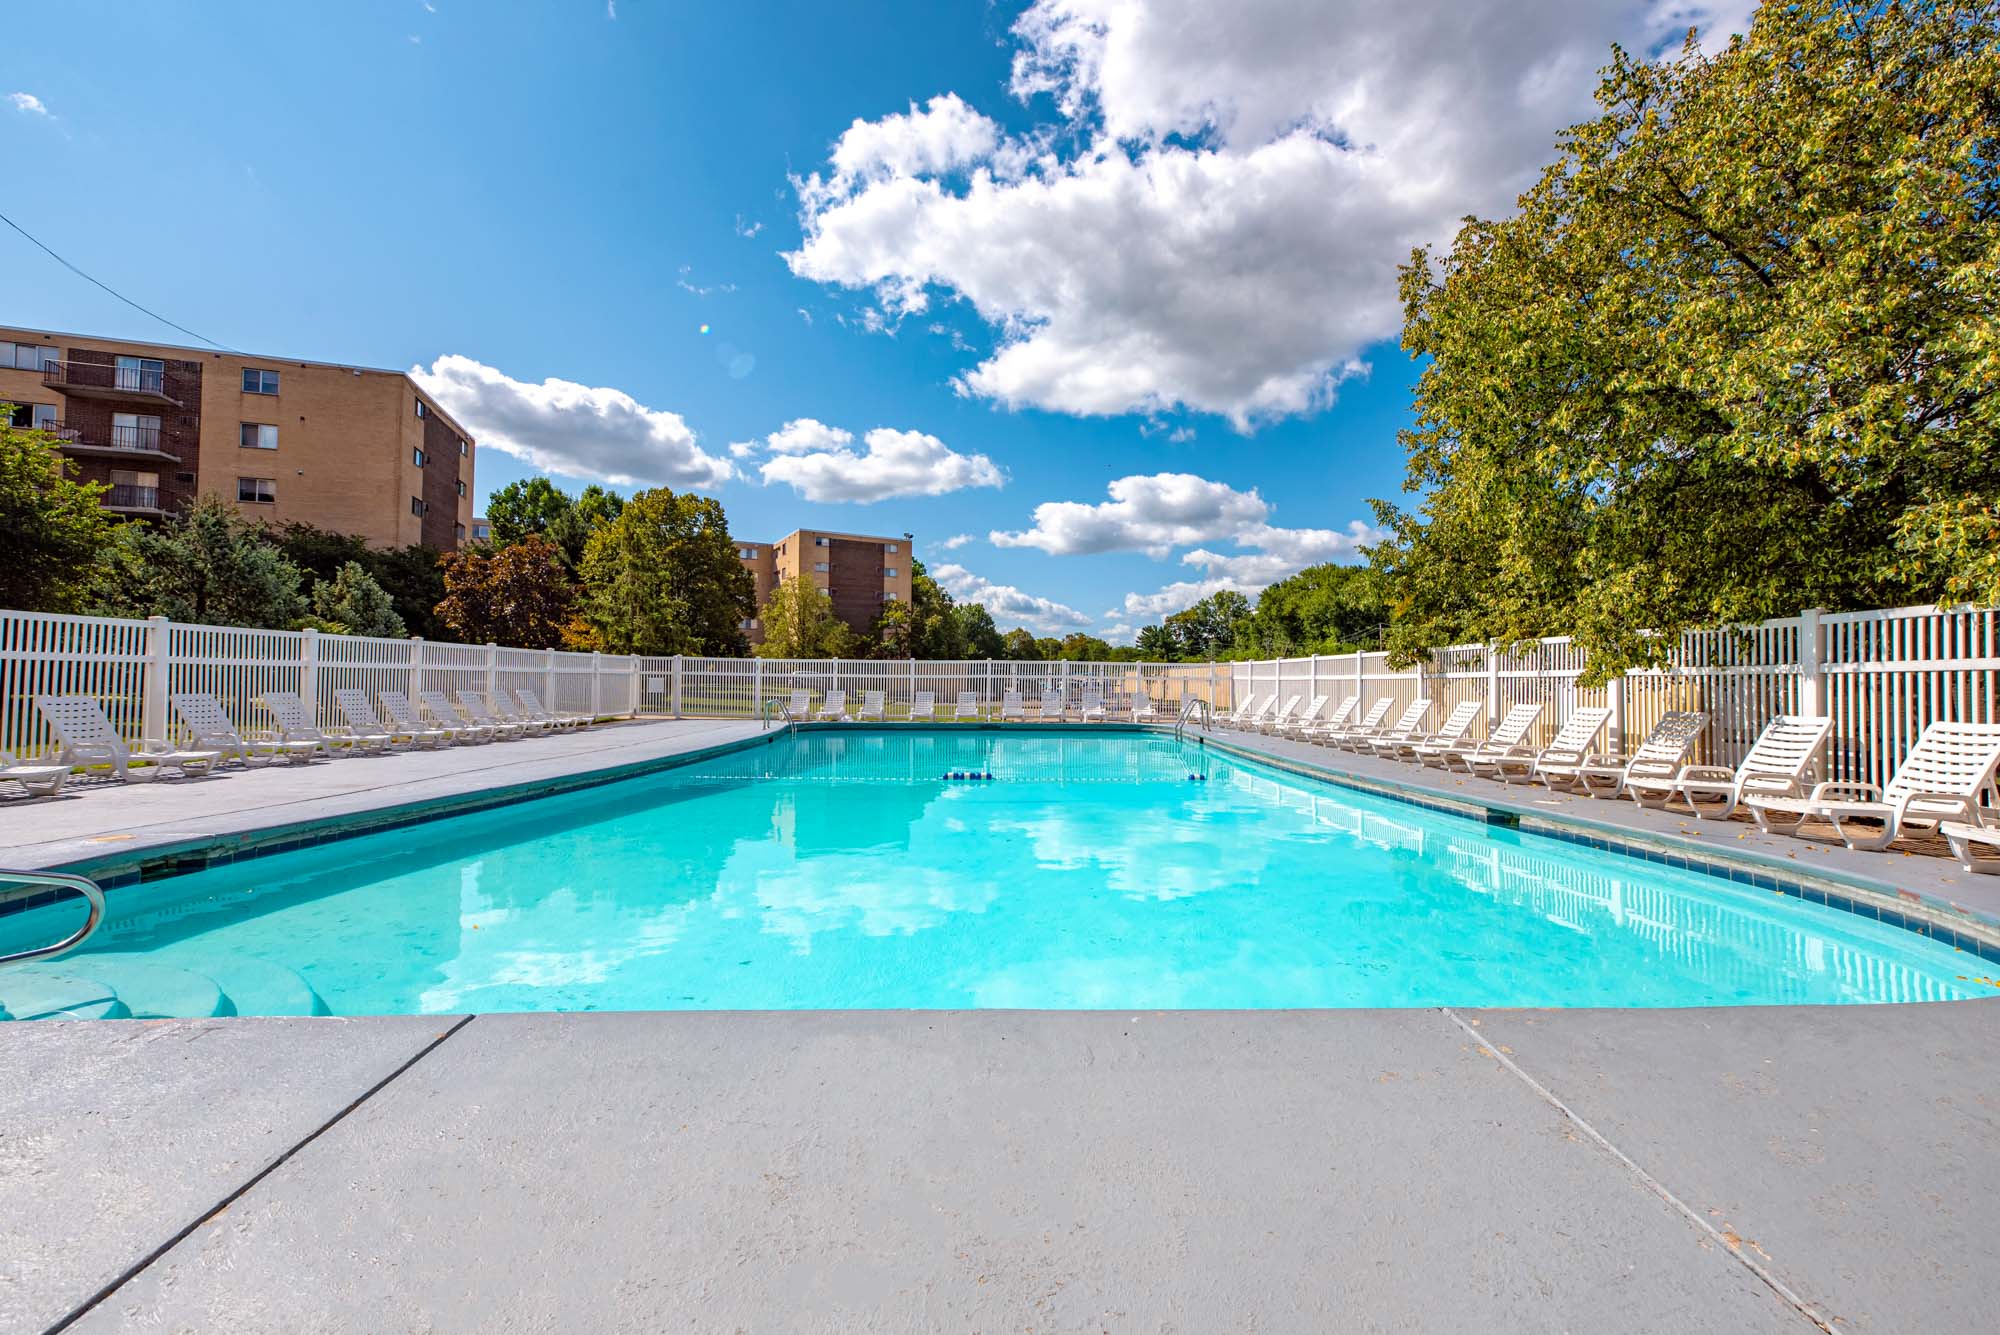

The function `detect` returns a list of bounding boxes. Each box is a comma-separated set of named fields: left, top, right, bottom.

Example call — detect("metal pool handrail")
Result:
left=1175, top=697, right=1212, bottom=741
left=0, top=869, right=106, bottom=969
left=761, top=696, right=789, bottom=731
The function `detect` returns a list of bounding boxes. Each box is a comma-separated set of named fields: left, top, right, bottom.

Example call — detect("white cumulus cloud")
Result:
left=7, top=92, right=50, bottom=116
left=789, top=0, right=1758, bottom=429
left=932, top=563, right=1091, bottom=633
left=411, top=354, right=734, bottom=491
left=990, top=472, right=1269, bottom=558
left=745, top=419, right=1005, bottom=503
left=934, top=533, right=974, bottom=551
left=1118, top=520, right=1385, bottom=617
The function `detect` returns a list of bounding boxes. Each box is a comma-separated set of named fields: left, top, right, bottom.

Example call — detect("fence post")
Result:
left=300, top=626, right=320, bottom=721
left=754, top=658, right=763, bottom=721
left=486, top=642, right=499, bottom=701
left=1208, top=660, right=1217, bottom=708
left=590, top=652, right=603, bottom=719
left=1485, top=642, right=1499, bottom=728
left=545, top=649, right=557, bottom=716
left=1310, top=654, right=1319, bottom=705
left=409, top=637, right=425, bottom=702
left=831, top=656, right=840, bottom=700
left=672, top=655, right=684, bottom=718
left=1352, top=650, right=1363, bottom=707
left=1060, top=660, right=1070, bottom=709
left=142, top=614, right=170, bottom=745
left=1609, top=671, right=1627, bottom=758
left=1797, top=607, right=1826, bottom=718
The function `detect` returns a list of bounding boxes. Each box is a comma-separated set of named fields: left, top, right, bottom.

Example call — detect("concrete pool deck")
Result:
left=6, top=1002, right=1998, bottom=1332
left=6, top=720, right=2000, bottom=1329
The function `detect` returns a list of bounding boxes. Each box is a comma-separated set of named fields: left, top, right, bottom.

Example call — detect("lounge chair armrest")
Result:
left=1898, top=790, right=1977, bottom=820
left=1807, top=781, right=1877, bottom=802
left=1677, top=764, right=1736, bottom=783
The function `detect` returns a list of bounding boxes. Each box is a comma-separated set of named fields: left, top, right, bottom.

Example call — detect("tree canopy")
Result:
left=0, top=412, right=117, bottom=613
left=1373, top=0, right=2000, bottom=678
left=97, top=495, right=309, bottom=627
left=435, top=534, right=579, bottom=648
left=310, top=561, right=406, bottom=638
left=755, top=574, right=858, bottom=658
left=579, top=487, right=752, bottom=655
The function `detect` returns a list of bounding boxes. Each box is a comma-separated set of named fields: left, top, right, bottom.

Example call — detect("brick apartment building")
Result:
left=0, top=325, right=477, bottom=550
left=736, top=528, right=914, bottom=643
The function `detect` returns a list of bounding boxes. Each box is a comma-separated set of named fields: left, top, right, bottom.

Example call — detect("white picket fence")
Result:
left=0, top=610, right=638, bottom=760
left=5, top=602, right=1996, bottom=798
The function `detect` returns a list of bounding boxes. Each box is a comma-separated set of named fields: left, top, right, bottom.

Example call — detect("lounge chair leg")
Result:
left=1828, top=813, right=1897, bottom=852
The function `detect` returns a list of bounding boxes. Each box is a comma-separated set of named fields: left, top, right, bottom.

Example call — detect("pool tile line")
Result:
left=16, top=727, right=783, bottom=900
left=43, top=1013, right=479, bottom=1335
left=1196, top=731, right=2000, bottom=966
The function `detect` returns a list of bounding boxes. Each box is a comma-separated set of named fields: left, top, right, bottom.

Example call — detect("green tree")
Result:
left=546, top=484, right=625, bottom=570
left=434, top=534, right=577, bottom=648
left=1134, top=623, right=1177, bottom=660
left=485, top=477, right=574, bottom=547
left=1033, top=636, right=1063, bottom=660
left=869, top=597, right=915, bottom=658
left=907, top=559, right=965, bottom=659
left=310, top=561, right=406, bottom=637
left=1000, top=627, right=1042, bottom=660
left=1058, top=632, right=1114, bottom=661
left=755, top=574, right=858, bottom=657
left=0, top=411, right=117, bottom=612
left=1377, top=0, right=2000, bottom=679
left=953, top=602, right=1004, bottom=659
left=579, top=487, right=751, bottom=654
left=97, top=495, right=309, bottom=627
left=264, top=522, right=447, bottom=639
left=1232, top=564, right=1387, bottom=657
left=1164, top=590, right=1250, bottom=659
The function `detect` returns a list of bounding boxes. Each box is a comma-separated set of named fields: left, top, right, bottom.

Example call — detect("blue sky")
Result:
left=1, top=0, right=1748, bottom=640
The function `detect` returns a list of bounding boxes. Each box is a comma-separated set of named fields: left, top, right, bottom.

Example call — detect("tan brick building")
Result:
left=0, top=325, right=476, bottom=550
left=736, top=528, right=914, bottom=643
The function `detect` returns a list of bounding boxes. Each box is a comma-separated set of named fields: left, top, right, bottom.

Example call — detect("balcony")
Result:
left=42, top=360, right=184, bottom=407
left=103, top=484, right=165, bottom=515
left=44, top=420, right=182, bottom=464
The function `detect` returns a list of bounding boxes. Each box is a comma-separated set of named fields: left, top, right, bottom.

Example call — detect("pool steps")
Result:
left=0, top=956, right=329, bottom=1022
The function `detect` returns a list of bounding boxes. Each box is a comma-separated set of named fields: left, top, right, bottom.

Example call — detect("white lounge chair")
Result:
left=34, top=695, right=220, bottom=782
left=1, top=749, right=69, bottom=798
left=260, top=690, right=379, bottom=756
left=1039, top=688, right=1066, bottom=721
left=1354, top=698, right=1432, bottom=754
left=1316, top=698, right=1393, bottom=748
left=1941, top=817, right=2000, bottom=875
left=816, top=689, right=849, bottom=721
left=1131, top=694, right=1161, bottom=724
left=418, top=690, right=499, bottom=742
left=909, top=691, right=937, bottom=722
left=1259, top=694, right=1304, bottom=735
left=953, top=691, right=981, bottom=721
left=1273, top=695, right=1329, bottom=738
left=1558, top=711, right=1708, bottom=799
left=1295, top=696, right=1360, bottom=743
left=1430, top=702, right=1543, bottom=772
left=1627, top=714, right=1833, bottom=818
left=456, top=690, right=534, bottom=738
left=383, top=690, right=481, bottom=745
left=783, top=689, right=812, bottom=722
left=1078, top=687, right=1107, bottom=722
left=1215, top=693, right=1265, bottom=730
left=1230, top=695, right=1279, bottom=732
left=337, top=688, right=442, bottom=751
left=483, top=691, right=555, bottom=735
left=856, top=690, right=887, bottom=722
left=1000, top=690, right=1026, bottom=722
left=1380, top=700, right=1482, bottom=762
left=170, top=691, right=318, bottom=767
left=1748, top=720, right=2000, bottom=851
left=515, top=688, right=590, bottom=729
left=1468, top=706, right=1611, bottom=784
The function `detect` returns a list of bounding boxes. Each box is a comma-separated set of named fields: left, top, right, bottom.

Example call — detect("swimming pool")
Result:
left=1, top=730, right=1988, bottom=1018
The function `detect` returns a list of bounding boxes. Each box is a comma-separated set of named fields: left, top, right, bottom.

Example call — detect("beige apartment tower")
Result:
left=736, top=528, right=914, bottom=642
left=0, top=325, right=476, bottom=550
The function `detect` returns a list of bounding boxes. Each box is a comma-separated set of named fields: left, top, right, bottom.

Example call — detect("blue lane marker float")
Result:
left=941, top=771, right=997, bottom=781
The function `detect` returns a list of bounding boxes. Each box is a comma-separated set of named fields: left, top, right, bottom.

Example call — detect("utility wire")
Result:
left=0, top=207, right=237, bottom=352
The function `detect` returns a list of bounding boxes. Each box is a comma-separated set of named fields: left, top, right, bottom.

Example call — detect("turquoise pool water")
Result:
left=1, top=731, right=1988, bottom=1018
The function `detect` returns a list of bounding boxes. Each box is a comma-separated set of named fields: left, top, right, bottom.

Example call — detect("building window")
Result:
left=737, top=547, right=759, bottom=560
left=458, top=437, right=468, bottom=456
left=240, top=422, right=278, bottom=450
left=115, top=356, right=165, bottom=394
left=883, top=542, right=899, bottom=554
left=411, top=496, right=428, bottom=516
left=813, top=561, right=829, bottom=573
left=455, top=522, right=466, bottom=543
left=114, top=412, right=162, bottom=451
left=413, top=447, right=426, bottom=468
left=813, top=536, right=829, bottom=546
left=4, top=342, right=57, bottom=370
left=241, top=368, right=280, bottom=395
left=471, top=520, right=490, bottom=540
left=238, top=477, right=276, bottom=504
left=8, top=403, right=58, bottom=429
left=415, top=399, right=428, bottom=418
left=456, top=480, right=466, bottom=497
left=882, top=591, right=898, bottom=601
left=882, top=567, right=898, bottom=579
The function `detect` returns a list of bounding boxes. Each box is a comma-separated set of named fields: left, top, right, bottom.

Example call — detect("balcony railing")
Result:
left=104, top=484, right=161, bottom=510
left=41, top=360, right=181, bottom=405
left=40, top=420, right=174, bottom=458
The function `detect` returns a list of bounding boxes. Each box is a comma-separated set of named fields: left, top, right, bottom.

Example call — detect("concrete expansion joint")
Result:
left=1439, top=1007, right=1836, bottom=1333
left=41, top=1014, right=480, bottom=1335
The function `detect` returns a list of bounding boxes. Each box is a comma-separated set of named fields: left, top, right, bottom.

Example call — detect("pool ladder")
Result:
left=0, top=869, right=106, bottom=970
left=1173, top=697, right=1213, bottom=742
left=760, top=697, right=789, bottom=732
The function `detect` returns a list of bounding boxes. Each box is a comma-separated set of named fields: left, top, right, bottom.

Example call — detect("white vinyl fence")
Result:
left=0, top=610, right=638, bottom=761
left=5, top=602, right=1996, bottom=799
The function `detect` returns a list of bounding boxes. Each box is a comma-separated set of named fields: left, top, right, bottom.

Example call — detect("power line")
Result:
left=0, top=208, right=237, bottom=352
